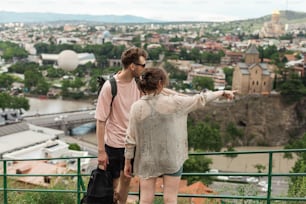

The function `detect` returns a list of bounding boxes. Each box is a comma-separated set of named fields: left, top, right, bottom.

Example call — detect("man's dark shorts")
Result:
left=105, top=144, right=125, bottom=179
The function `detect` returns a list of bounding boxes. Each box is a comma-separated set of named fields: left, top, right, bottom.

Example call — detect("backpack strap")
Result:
left=109, top=76, right=117, bottom=108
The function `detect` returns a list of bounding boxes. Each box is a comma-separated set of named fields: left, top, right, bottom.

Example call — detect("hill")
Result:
left=236, top=10, right=306, bottom=24
left=0, top=11, right=160, bottom=23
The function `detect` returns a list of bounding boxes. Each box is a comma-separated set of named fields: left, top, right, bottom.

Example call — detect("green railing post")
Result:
left=3, top=160, right=8, bottom=204
left=77, top=158, right=81, bottom=204
left=267, top=152, right=273, bottom=204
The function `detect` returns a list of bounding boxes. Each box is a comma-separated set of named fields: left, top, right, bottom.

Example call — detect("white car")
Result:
left=246, top=177, right=259, bottom=183
left=217, top=176, right=229, bottom=181
left=258, top=180, right=267, bottom=187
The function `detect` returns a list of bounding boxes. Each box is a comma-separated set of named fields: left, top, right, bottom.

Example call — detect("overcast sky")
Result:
left=1, top=0, right=306, bottom=21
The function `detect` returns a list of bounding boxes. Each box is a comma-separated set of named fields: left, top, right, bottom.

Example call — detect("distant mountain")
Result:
left=0, top=11, right=160, bottom=23
left=1, top=10, right=306, bottom=24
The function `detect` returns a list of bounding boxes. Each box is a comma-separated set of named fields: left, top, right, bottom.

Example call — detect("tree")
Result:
left=254, top=164, right=266, bottom=173
left=68, top=143, right=81, bottom=151
left=34, top=80, right=50, bottom=95
left=0, top=74, right=14, bottom=89
left=179, top=48, right=189, bottom=60
left=279, top=79, right=306, bottom=104
left=284, top=134, right=306, bottom=198
left=224, top=122, right=244, bottom=146
left=0, top=93, right=29, bottom=112
left=192, top=76, right=214, bottom=91
left=223, top=67, right=234, bottom=88
left=0, top=41, right=28, bottom=61
left=188, top=119, right=222, bottom=152
left=224, top=146, right=238, bottom=168
left=0, top=93, right=10, bottom=111
left=131, top=35, right=141, bottom=47
left=183, top=154, right=213, bottom=185
left=147, top=47, right=164, bottom=60
left=24, top=69, right=43, bottom=91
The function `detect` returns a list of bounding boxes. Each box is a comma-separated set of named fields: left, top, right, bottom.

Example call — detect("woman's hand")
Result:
left=222, top=90, right=237, bottom=100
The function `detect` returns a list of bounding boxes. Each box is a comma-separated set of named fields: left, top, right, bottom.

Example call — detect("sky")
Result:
left=1, top=0, right=306, bottom=22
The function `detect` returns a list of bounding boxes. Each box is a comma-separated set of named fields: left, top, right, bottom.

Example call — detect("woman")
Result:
left=124, top=68, right=235, bottom=204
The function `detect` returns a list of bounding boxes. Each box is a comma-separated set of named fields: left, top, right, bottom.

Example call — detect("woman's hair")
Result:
left=121, top=47, right=148, bottom=68
left=137, top=68, right=168, bottom=94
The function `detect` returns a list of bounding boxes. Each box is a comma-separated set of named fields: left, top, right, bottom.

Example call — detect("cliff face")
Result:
left=190, top=95, right=306, bottom=146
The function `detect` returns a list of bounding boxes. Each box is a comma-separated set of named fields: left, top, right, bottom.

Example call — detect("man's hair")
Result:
left=121, top=47, right=148, bottom=68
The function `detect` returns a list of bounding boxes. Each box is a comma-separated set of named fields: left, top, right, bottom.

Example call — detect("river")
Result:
left=23, top=97, right=95, bottom=116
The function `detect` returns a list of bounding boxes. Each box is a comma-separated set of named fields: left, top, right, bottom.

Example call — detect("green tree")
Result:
left=131, top=35, right=141, bottom=47
left=0, top=74, right=14, bottom=89
left=254, top=164, right=266, bottom=173
left=188, top=119, right=222, bottom=152
left=0, top=93, right=11, bottom=111
left=223, top=67, right=234, bottom=88
left=0, top=41, right=28, bottom=60
left=224, top=122, right=244, bottom=146
left=34, top=79, right=50, bottom=95
left=279, top=79, right=306, bottom=104
left=9, top=62, right=39, bottom=74
left=183, top=155, right=213, bottom=185
left=0, top=93, right=29, bottom=112
left=163, top=61, right=187, bottom=81
left=24, top=69, right=43, bottom=91
left=224, top=146, right=238, bottom=168
left=284, top=134, right=306, bottom=198
left=68, top=143, right=81, bottom=151
left=192, top=76, right=214, bottom=91
left=147, top=47, right=164, bottom=61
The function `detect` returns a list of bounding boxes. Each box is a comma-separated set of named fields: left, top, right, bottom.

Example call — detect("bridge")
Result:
left=24, top=110, right=96, bottom=135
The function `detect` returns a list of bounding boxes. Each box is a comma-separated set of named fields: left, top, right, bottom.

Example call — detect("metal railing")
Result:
left=1, top=149, right=306, bottom=204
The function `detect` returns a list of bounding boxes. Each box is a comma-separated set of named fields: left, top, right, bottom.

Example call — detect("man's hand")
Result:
left=98, top=150, right=108, bottom=170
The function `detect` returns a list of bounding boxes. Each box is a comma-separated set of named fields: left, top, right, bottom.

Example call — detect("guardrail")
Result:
left=1, top=149, right=306, bottom=204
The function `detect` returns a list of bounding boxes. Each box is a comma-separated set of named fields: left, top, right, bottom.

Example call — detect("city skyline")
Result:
left=1, top=0, right=306, bottom=22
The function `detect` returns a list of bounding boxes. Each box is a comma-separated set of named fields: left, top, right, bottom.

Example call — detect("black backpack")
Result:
left=81, top=167, right=114, bottom=204
left=97, top=75, right=117, bottom=107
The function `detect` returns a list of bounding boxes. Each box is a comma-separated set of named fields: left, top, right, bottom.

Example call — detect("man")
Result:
left=95, top=47, right=148, bottom=204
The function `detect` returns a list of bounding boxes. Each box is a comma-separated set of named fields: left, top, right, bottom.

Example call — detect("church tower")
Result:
left=245, top=44, right=260, bottom=65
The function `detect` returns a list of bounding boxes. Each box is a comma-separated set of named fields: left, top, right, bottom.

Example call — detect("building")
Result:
left=0, top=122, right=63, bottom=158
left=3, top=139, right=90, bottom=172
left=232, top=44, right=273, bottom=95
left=259, top=10, right=285, bottom=38
left=187, top=64, right=226, bottom=90
left=0, top=122, right=91, bottom=187
left=221, top=51, right=244, bottom=65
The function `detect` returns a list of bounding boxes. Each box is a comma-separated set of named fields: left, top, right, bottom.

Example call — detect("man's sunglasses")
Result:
left=134, top=62, right=146, bottom=68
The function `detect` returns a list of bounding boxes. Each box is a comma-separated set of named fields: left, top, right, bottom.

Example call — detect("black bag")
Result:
left=81, top=167, right=114, bottom=204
